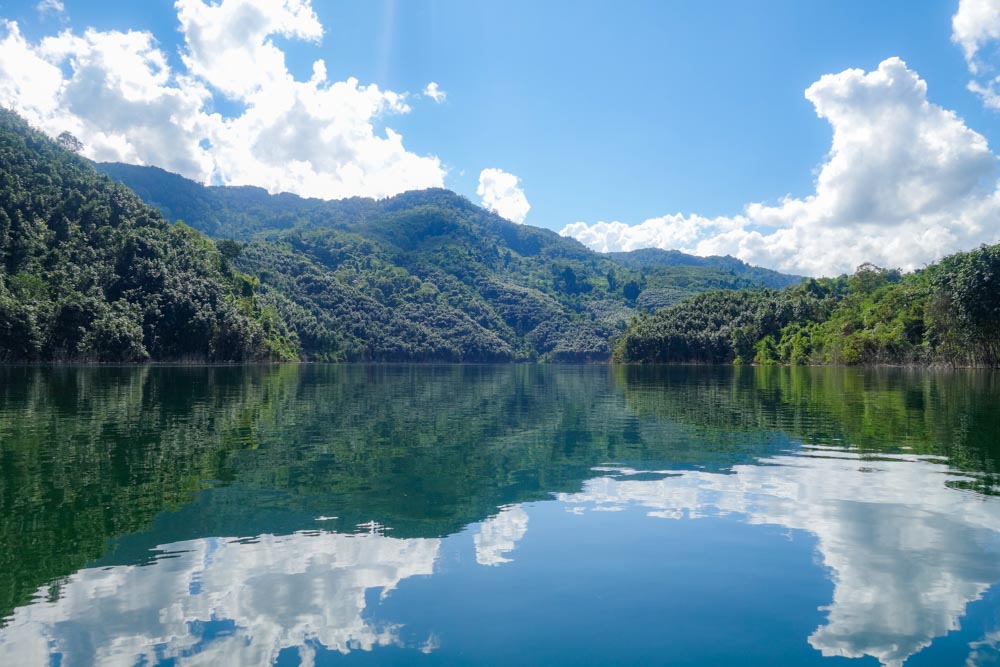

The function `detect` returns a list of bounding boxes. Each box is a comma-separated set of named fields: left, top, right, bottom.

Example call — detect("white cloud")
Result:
left=562, top=213, right=744, bottom=254
left=0, top=21, right=67, bottom=126
left=953, top=0, right=1000, bottom=108
left=175, top=0, right=321, bottom=100
left=968, top=78, right=1000, bottom=109
left=953, top=0, right=1000, bottom=74
left=35, top=0, right=64, bottom=18
left=423, top=81, right=446, bottom=103
left=562, top=58, right=1000, bottom=277
left=0, top=0, right=445, bottom=201
left=36, top=26, right=217, bottom=179
left=477, top=167, right=531, bottom=224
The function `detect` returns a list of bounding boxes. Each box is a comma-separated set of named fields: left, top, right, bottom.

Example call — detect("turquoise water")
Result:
left=1, top=365, right=1000, bottom=666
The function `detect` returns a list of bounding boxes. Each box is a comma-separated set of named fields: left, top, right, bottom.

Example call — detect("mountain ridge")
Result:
left=94, top=161, right=797, bottom=282
left=93, top=160, right=802, bottom=362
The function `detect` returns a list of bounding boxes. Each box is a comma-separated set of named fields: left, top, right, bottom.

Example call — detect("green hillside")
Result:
left=0, top=110, right=296, bottom=362
left=614, top=252, right=1000, bottom=367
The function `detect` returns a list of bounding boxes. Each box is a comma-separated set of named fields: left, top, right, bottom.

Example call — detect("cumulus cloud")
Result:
left=968, top=79, right=1000, bottom=109
left=36, top=25, right=216, bottom=179
left=0, top=0, right=445, bottom=200
left=953, top=0, right=1000, bottom=108
left=562, top=58, right=1000, bottom=277
left=175, top=0, right=321, bottom=100
left=478, top=167, right=531, bottom=224
left=423, top=81, right=446, bottom=103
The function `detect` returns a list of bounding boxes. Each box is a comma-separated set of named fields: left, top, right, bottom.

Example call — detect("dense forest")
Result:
left=0, top=110, right=800, bottom=362
left=615, top=251, right=1000, bottom=367
left=0, top=111, right=297, bottom=362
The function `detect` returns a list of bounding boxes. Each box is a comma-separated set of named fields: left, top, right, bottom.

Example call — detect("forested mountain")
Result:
left=96, top=162, right=801, bottom=361
left=615, top=250, right=1000, bottom=367
left=15, top=107, right=999, bottom=368
left=0, top=107, right=810, bottom=364
left=0, top=110, right=296, bottom=362
left=608, top=248, right=800, bottom=287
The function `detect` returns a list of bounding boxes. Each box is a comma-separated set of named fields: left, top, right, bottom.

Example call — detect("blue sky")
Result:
left=2, top=0, right=1000, bottom=275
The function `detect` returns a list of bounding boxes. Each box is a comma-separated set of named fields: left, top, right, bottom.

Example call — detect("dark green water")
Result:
left=2, top=365, right=1000, bottom=666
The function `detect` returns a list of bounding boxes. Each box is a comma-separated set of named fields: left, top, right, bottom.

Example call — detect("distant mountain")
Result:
left=0, top=110, right=295, bottom=362
left=609, top=248, right=801, bottom=287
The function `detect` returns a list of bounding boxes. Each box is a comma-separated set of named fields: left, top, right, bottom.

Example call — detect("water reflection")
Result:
left=474, top=505, right=529, bottom=567
left=1, top=529, right=440, bottom=665
left=561, top=449, right=1000, bottom=666
left=1, top=365, right=1000, bottom=665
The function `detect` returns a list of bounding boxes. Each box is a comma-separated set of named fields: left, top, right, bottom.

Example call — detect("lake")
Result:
left=1, top=364, right=999, bottom=666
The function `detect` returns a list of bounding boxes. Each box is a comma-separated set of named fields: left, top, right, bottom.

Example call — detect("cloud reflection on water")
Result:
left=0, top=530, right=440, bottom=666
left=560, top=448, right=1000, bottom=667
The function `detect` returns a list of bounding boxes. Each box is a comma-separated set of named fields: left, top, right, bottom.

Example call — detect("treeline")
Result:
left=0, top=111, right=298, bottom=362
left=9, top=106, right=1000, bottom=366
left=615, top=249, right=1000, bottom=367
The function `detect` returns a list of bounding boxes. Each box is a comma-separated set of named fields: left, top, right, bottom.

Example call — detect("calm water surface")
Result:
left=2, top=365, right=1000, bottom=666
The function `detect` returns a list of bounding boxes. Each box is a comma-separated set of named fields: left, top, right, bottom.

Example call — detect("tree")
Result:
left=561, top=266, right=577, bottom=293
left=940, top=244, right=1000, bottom=366
left=216, top=239, right=243, bottom=264
left=56, top=131, right=83, bottom=153
left=623, top=280, right=641, bottom=302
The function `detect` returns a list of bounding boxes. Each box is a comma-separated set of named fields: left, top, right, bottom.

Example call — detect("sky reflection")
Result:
left=560, top=448, right=1000, bottom=667
left=4, top=446, right=1000, bottom=666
